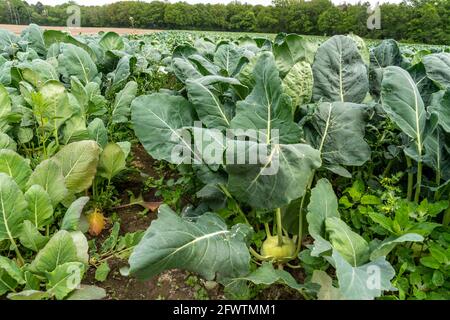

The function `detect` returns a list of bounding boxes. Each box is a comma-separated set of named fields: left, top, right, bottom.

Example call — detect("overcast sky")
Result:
left=25, top=0, right=403, bottom=6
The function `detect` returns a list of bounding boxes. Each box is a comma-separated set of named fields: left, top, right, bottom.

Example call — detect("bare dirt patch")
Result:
left=0, top=24, right=160, bottom=35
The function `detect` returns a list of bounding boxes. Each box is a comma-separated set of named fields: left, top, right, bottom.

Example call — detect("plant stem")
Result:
left=53, top=119, right=59, bottom=148
left=249, top=247, right=267, bottom=261
left=264, top=223, right=271, bottom=237
left=414, top=161, right=422, bottom=203
left=286, top=262, right=302, bottom=269
left=382, top=159, right=394, bottom=177
left=295, top=173, right=315, bottom=255
left=111, top=201, right=146, bottom=210
left=295, top=195, right=306, bottom=255
left=434, top=169, right=441, bottom=201
left=95, top=246, right=135, bottom=265
left=406, top=156, right=413, bottom=201
left=275, top=208, right=283, bottom=246
left=219, top=184, right=250, bottom=225
left=11, top=238, right=24, bottom=266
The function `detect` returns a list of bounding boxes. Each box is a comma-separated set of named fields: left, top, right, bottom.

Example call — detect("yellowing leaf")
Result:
left=88, top=209, right=105, bottom=237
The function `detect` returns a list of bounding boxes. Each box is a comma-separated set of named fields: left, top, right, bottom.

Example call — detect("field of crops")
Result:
left=0, top=24, right=449, bottom=301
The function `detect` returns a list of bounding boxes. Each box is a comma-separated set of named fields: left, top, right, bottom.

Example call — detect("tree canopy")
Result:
left=0, top=0, right=448, bottom=44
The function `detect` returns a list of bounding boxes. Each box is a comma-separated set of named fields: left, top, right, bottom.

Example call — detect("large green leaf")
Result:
left=18, top=59, right=58, bottom=88
left=226, top=261, right=306, bottom=294
left=333, top=251, right=396, bottom=300
left=423, top=126, right=450, bottom=179
left=129, top=205, right=252, bottom=281
left=172, top=57, right=202, bottom=83
left=186, top=76, right=239, bottom=129
left=326, top=217, right=370, bottom=266
left=111, top=81, right=138, bottom=124
left=311, top=270, right=343, bottom=300
left=99, top=32, right=124, bottom=51
left=423, top=53, right=450, bottom=89
left=0, top=272, right=18, bottom=296
left=58, top=43, right=100, bottom=85
left=370, top=233, right=424, bottom=260
left=30, top=230, right=79, bottom=274
left=306, top=178, right=339, bottom=256
left=189, top=54, right=220, bottom=76
left=131, top=93, right=195, bottom=163
left=66, top=285, right=107, bottom=300
left=0, top=256, right=25, bottom=285
left=24, top=185, right=53, bottom=228
left=0, top=149, right=32, bottom=191
left=282, top=61, right=313, bottom=109
left=303, top=102, right=371, bottom=174
left=408, top=62, right=439, bottom=106
left=227, top=142, right=321, bottom=209
left=0, top=133, right=16, bottom=151
left=230, top=52, right=301, bottom=144
left=26, top=159, right=68, bottom=206
left=43, top=30, right=94, bottom=59
left=61, top=197, right=89, bottom=232
left=62, top=115, right=89, bottom=145
left=21, top=24, right=46, bottom=57
left=0, top=84, right=11, bottom=133
left=108, top=55, right=135, bottom=95
left=46, top=262, right=85, bottom=300
left=53, top=140, right=100, bottom=194
left=381, top=66, right=426, bottom=157
left=116, top=141, right=131, bottom=159
left=213, top=43, right=247, bottom=77
left=7, top=290, right=50, bottom=300
left=312, top=35, right=368, bottom=103
left=32, top=81, right=74, bottom=132
left=97, top=143, right=126, bottom=181
left=370, top=39, right=403, bottom=68
left=348, top=34, right=370, bottom=66
left=194, top=38, right=215, bottom=58
left=70, top=77, right=88, bottom=108
left=87, top=118, right=108, bottom=148
left=369, top=39, right=403, bottom=96
left=428, top=89, right=450, bottom=133
left=86, top=82, right=107, bottom=116
left=18, top=220, right=49, bottom=252
left=0, top=29, right=18, bottom=50
left=70, top=231, right=89, bottom=265
left=273, top=34, right=317, bottom=77
left=0, top=173, right=28, bottom=242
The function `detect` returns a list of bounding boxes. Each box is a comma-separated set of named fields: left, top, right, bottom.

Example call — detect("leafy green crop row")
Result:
left=0, top=24, right=449, bottom=300
left=0, top=24, right=170, bottom=299
left=128, top=33, right=450, bottom=300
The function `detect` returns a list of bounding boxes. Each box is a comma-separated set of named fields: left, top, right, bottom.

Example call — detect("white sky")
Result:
left=25, top=0, right=403, bottom=6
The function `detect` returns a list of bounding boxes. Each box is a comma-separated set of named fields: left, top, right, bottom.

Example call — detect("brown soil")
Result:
left=85, top=256, right=224, bottom=300
left=0, top=24, right=160, bottom=35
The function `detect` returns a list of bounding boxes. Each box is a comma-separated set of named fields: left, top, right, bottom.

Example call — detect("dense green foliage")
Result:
left=1, top=0, right=450, bottom=44
left=0, top=24, right=449, bottom=300
left=125, top=31, right=450, bottom=300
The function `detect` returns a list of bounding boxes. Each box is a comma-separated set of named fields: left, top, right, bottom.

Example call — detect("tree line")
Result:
left=0, top=0, right=449, bottom=44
